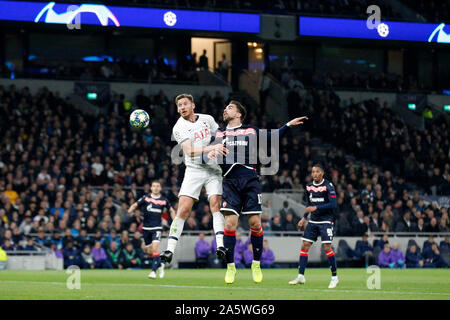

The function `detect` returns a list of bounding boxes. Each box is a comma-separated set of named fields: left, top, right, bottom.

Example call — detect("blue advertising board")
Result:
left=299, top=16, right=450, bottom=44
left=0, top=1, right=260, bottom=33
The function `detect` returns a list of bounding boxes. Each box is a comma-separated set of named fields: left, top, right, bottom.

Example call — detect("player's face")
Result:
left=177, top=98, right=195, bottom=118
left=223, top=104, right=240, bottom=123
left=151, top=182, right=162, bottom=195
left=311, top=166, right=324, bottom=182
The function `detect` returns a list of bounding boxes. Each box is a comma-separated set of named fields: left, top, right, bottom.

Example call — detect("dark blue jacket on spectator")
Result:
left=354, top=240, right=373, bottom=258
left=405, top=249, right=423, bottom=268
left=422, top=248, right=447, bottom=268
left=63, top=247, right=80, bottom=268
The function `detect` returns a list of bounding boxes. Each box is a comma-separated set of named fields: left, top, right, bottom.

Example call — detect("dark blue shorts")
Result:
left=220, top=175, right=262, bottom=216
left=302, top=222, right=334, bottom=243
left=143, top=229, right=162, bottom=246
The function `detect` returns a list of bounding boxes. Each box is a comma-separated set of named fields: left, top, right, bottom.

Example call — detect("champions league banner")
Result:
left=299, top=16, right=450, bottom=44
left=0, top=0, right=260, bottom=33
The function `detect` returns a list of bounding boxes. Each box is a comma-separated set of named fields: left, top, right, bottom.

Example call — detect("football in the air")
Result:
left=129, top=109, right=150, bottom=129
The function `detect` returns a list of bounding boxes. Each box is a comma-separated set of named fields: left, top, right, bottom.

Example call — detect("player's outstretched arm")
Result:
left=128, top=202, right=138, bottom=213
left=181, top=140, right=228, bottom=157
left=287, top=116, right=308, bottom=127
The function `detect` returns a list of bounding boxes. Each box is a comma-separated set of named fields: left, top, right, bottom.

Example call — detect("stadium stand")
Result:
left=0, top=82, right=448, bottom=269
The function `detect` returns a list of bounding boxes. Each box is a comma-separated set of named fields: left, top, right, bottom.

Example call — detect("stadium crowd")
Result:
left=0, top=82, right=448, bottom=269
left=273, top=68, right=426, bottom=93
left=344, top=234, right=450, bottom=268
left=4, top=54, right=200, bottom=84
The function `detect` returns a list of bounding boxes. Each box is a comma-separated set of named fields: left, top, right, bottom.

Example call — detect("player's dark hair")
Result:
left=175, top=93, right=194, bottom=105
left=312, top=163, right=325, bottom=172
left=229, top=100, right=246, bottom=121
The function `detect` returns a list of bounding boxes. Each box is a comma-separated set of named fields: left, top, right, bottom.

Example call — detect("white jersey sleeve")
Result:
left=206, top=114, right=219, bottom=135
left=172, top=123, right=190, bottom=145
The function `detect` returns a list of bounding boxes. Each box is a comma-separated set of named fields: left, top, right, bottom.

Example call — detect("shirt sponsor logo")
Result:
left=225, top=140, right=248, bottom=146
left=310, top=197, right=325, bottom=202
left=193, top=128, right=210, bottom=141
left=216, top=128, right=256, bottom=138
left=306, top=185, right=327, bottom=192
left=145, top=197, right=167, bottom=206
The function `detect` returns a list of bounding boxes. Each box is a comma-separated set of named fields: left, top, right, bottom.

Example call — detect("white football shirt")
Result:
left=172, top=113, right=221, bottom=171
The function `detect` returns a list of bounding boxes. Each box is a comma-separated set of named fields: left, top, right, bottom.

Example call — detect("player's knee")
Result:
left=302, top=242, right=312, bottom=251
left=323, top=244, right=332, bottom=251
left=208, top=196, right=221, bottom=211
left=225, top=216, right=238, bottom=230
left=176, top=207, right=191, bottom=219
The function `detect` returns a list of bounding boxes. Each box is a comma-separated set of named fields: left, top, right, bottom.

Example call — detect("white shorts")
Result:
left=178, top=167, right=223, bottom=201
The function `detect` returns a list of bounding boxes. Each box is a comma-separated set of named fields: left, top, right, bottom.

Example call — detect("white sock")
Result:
left=212, top=211, right=225, bottom=248
left=166, top=217, right=185, bottom=253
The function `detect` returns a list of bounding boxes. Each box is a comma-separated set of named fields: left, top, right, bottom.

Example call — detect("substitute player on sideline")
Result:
left=128, top=180, right=175, bottom=279
left=207, top=101, right=307, bottom=284
left=161, top=94, right=229, bottom=264
left=289, top=164, right=339, bottom=288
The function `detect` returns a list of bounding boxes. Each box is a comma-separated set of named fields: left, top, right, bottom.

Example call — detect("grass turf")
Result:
left=0, top=268, right=449, bottom=300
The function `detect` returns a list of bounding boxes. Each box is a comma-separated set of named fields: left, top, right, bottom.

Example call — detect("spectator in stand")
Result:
left=271, top=215, right=284, bottom=234
left=390, top=243, right=406, bottom=269
left=199, top=49, right=208, bottom=70
left=119, top=243, right=141, bottom=269
left=378, top=234, right=389, bottom=249
left=21, top=237, right=37, bottom=251
left=91, top=241, right=112, bottom=269
left=423, top=236, right=437, bottom=252
left=378, top=244, right=393, bottom=268
left=195, top=232, right=210, bottom=268
left=107, top=241, right=121, bottom=269
left=80, top=245, right=95, bottom=269
left=423, top=243, right=448, bottom=268
left=440, top=236, right=450, bottom=252
left=261, top=240, right=276, bottom=268
left=354, top=234, right=374, bottom=267
left=63, top=241, right=80, bottom=268
left=405, top=244, right=424, bottom=268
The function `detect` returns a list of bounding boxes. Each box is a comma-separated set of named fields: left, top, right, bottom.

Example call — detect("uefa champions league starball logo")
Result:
left=377, top=23, right=389, bottom=37
left=164, top=11, right=177, bottom=27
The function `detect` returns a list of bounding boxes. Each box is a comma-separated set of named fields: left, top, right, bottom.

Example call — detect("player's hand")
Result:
left=212, top=144, right=228, bottom=156
left=207, top=150, right=217, bottom=159
left=298, top=218, right=306, bottom=228
left=287, top=116, right=308, bottom=127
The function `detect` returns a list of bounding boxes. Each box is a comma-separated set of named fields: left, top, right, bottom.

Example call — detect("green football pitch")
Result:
left=0, top=268, right=449, bottom=300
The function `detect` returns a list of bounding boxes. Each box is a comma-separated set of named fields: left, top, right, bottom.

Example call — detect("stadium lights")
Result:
left=444, top=105, right=450, bottom=112
left=87, top=92, right=98, bottom=100
left=408, top=103, right=416, bottom=111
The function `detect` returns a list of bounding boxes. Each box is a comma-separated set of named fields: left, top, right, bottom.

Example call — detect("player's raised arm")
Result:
left=128, top=202, right=138, bottom=213
left=260, top=116, right=309, bottom=140
left=287, top=116, right=308, bottom=127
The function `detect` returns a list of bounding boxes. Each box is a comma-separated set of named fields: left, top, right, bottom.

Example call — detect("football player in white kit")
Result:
left=161, top=93, right=228, bottom=264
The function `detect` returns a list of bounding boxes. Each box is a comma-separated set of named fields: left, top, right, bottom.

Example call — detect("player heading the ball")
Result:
left=160, top=93, right=229, bottom=265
